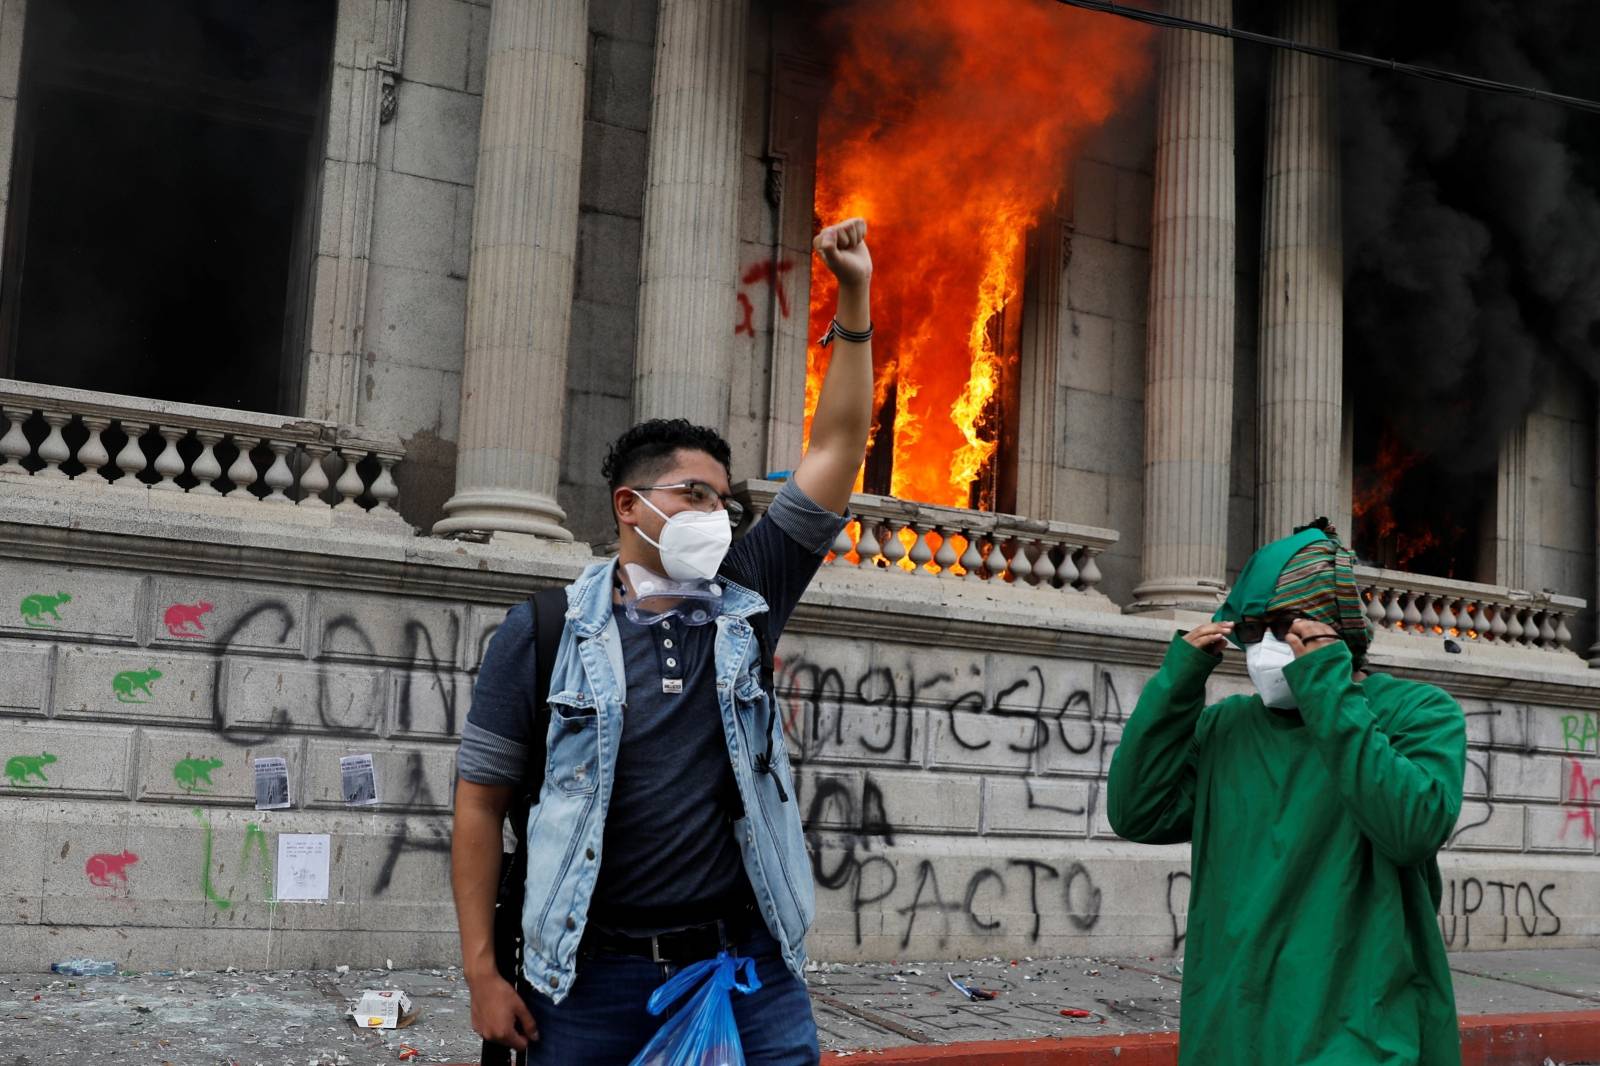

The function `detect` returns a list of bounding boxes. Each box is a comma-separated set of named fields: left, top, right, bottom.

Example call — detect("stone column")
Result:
left=1256, top=0, right=1345, bottom=542
left=632, top=0, right=748, bottom=431
left=434, top=0, right=587, bottom=541
left=1129, top=0, right=1236, bottom=614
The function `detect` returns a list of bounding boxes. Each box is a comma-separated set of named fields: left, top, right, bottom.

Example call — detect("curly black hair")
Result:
left=601, top=418, right=733, bottom=491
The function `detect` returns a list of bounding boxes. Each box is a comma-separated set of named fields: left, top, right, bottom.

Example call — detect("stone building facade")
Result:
left=1, top=0, right=1597, bottom=971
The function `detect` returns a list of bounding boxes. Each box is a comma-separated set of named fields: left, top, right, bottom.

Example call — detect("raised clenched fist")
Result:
left=814, top=217, right=871, bottom=289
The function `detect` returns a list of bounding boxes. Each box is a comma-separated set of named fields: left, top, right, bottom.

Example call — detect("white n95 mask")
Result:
left=631, top=491, right=734, bottom=582
left=1246, top=632, right=1299, bottom=709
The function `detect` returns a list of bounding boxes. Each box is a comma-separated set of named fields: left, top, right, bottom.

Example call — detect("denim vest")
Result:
left=520, top=558, right=813, bottom=1003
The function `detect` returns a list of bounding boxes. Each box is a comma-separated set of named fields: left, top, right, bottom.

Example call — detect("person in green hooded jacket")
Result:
left=1108, top=519, right=1467, bottom=1065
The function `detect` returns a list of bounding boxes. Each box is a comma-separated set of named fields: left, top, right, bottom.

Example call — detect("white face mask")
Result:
left=631, top=491, right=734, bottom=582
left=1246, top=631, right=1299, bottom=709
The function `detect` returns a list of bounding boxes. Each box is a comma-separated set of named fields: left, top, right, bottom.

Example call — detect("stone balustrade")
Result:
left=0, top=380, right=406, bottom=524
left=735, top=479, right=1119, bottom=599
left=1356, top=565, right=1586, bottom=657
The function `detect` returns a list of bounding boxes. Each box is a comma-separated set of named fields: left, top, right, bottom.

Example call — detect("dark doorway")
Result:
left=0, top=0, right=336, bottom=414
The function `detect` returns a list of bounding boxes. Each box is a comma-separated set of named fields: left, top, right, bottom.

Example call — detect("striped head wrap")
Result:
left=1266, top=522, right=1370, bottom=659
left=1215, top=517, right=1371, bottom=658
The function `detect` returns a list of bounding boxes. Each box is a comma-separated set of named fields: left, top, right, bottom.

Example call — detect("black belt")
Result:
left=579, top=906, right=761, bottom=964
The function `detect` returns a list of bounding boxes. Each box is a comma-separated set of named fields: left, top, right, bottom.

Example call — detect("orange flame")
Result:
left=804, top=0, right=1151, bottom=507
left=1353, top=431, right=1440, bottom=570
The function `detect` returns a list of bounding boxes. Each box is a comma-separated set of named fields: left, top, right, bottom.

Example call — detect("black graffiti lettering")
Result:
left=397, top=615, right=461, bottom=735
left=1057, top=688, right=1097, bottom=755
left=207, top=602, right=297, bottom=747
left=1063, top=861, right=1102, bottom=931
left=945, top=690, right=990, bottom=750
left=1485, top=880, right=1513, bottom=943
left=803, top=775, right=895, bottom=893
left=897, top=860, right=959, bottom=949
left=991, top=668, right=1050, bottom=754
left=1538, top=883, right=1562, bottom=937
left=859, top=777, right=894, bottom=842
left=1007, top=858, right=1059, bottom=942
left=1024, top=778, right=1085, bottom=818
left=372, top=752, right=449, bottom=895
left=851, top=855, right=897, bottom=946
left=1515, top=881, right=1538, bottom=937
left=1166, top=871, right=1191, bottom=951
left=963, top=869, right=1004, bottom=933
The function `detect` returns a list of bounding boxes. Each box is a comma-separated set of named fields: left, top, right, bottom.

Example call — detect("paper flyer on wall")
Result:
left=340, top=753, right=379, bottom=806
left=275, top=833, right=331, bottom=901
left=252, top=756, right=291, bottom=810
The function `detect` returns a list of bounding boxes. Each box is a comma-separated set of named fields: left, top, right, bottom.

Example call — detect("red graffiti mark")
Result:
left=741, top=259, right=796, bottom=318
left=1560, top=759, right=1597, bottom=840
left=164, top=601, right=214, bottom=638
left=85, top=850, right=139, bottom=887
left=734, top=292, right=756, bottom=337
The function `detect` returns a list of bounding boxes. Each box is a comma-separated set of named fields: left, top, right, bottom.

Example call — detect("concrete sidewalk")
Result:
left=2, top=949, right=1597, bottom=1065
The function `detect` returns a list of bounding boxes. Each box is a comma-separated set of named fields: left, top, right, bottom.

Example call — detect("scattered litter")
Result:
left=50, top=959, right=116, bottom=976
left=1084, top=969, right=1101, bottom=977
left=347, top=989, right=419, bottom=1030
left=335, top=965, right=350, bottom=976
left=1060, top=1008, right=1095, bottom=1018
left=398, top=1046, right=421, bottom=1062
left=946, top=973, right=998, bottom=1001
left=386, top=958, right=395, bottom=971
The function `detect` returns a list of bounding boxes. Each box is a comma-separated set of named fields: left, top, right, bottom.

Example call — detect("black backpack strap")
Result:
left=511, top=585, right=567, bottom=845
left=485, top=584, right=567, bottom=1066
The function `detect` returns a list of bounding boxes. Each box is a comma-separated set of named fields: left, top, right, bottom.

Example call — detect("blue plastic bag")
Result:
left=627, top=952, right=762, bottom=1066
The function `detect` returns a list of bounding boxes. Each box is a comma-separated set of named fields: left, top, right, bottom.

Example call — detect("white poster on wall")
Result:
left=276, top=833, right=331, bottom=901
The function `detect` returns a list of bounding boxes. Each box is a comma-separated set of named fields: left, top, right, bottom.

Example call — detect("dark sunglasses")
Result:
left=1232, top=614, right=1304, bottom=645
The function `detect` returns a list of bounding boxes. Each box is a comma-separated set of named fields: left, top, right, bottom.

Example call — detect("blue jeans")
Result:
left=524, top=926, right=819, bottom=1065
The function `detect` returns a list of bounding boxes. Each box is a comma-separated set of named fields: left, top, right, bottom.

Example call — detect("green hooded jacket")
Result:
left=1108, top=538, right=1467, bottom=1064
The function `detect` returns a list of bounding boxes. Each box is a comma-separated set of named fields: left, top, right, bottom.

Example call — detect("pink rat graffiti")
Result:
left=163, top=601, right=214, bottom=638
left=85, top=850, right=139, bottom=887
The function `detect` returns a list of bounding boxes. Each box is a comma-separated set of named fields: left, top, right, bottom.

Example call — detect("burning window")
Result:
left=802, top=0, right=1150, bottom=512
left=1351, top=420, right=1494, bottom=581
left=0, top=0, right=337, bottom=414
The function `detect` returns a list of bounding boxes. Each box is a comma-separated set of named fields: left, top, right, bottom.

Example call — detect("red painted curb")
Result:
left=1460, top=1009, right=1600, bottom=1066
left=447, top=1010, right=1600, bottom=1065
left=804, top=1009, right=1600, bottom=1066
left=819, top=1031, right=1178, bottom=1065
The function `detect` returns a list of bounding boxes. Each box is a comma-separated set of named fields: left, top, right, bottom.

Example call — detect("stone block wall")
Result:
left=1052, top=88, right=1156, bottom=609
left=784, top=574, right=1600, bottom=961
left=0, top=550, right=514, bottom=970
left=2, top=537, right=1599, bottom=971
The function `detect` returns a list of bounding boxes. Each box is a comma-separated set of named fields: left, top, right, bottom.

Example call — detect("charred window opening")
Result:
left=0, top=0, right=336, bottom=414
left=1351, top=403, right=1495, bottom=581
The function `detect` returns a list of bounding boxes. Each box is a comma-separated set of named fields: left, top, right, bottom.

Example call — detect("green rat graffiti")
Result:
left=19, top=592, right=71, bottom=628
left=173, top=757, right=224, bottom=793
left=4, top=752, right=56, bottom=786
left=111, top=668, right=163, bottom=703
